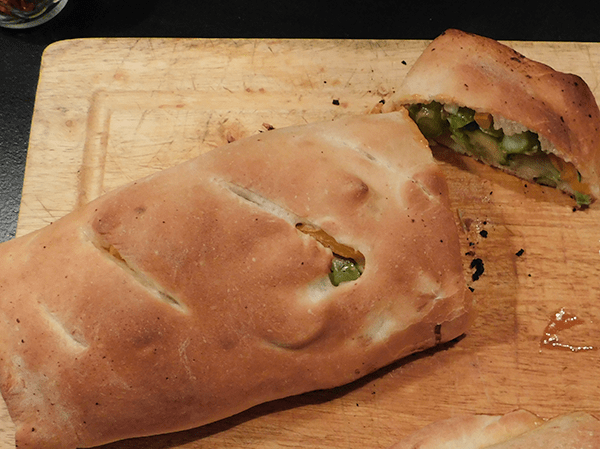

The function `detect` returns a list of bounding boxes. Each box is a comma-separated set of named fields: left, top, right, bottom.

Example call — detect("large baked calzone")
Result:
left=0, top=111, right=471, bottom=448
left=383, top=29, right=600, bottom=207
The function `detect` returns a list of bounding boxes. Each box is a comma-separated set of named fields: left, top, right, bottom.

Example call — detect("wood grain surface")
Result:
left=3, top=37, right=600, bottom=448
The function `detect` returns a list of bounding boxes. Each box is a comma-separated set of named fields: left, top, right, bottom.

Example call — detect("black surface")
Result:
left=1, top=0, right=599, bottom=242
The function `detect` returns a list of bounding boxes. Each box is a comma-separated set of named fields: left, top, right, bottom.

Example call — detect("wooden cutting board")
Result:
left=3, top=37, right=600, bottom=448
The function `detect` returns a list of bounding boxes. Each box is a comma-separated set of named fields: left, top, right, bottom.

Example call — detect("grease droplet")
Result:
left=540, top=308, right=596, bottom=352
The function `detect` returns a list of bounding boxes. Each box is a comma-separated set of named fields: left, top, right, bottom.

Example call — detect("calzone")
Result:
left=383, top=29, right=600, bottom=207
left=0, top=111, right=471, bottom=448
left=387, top=410, right=600, bottom=449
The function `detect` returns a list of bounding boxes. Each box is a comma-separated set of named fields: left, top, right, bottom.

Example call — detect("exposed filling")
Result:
left=407, top=101, right=592, bottom=207
left=296, top=223, right=364, bottom=286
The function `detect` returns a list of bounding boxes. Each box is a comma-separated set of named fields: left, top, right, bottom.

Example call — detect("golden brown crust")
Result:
left=388, top=410, right=600, bottom=449
left=383, top=28, right=600, bottom=198
left=0, top=111, right=471, bottom=448
left=388, top=410, right=543, bottom=449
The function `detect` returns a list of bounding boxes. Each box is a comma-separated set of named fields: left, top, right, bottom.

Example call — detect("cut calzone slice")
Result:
left=387, top=410, right=600, bottom=449
left=383, top=28, right=600, bottom=207
left=0, top=111, right=471, bottom=448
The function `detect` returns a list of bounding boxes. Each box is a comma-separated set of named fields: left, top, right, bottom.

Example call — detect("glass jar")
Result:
left=0, top=0, right=69, bottom=29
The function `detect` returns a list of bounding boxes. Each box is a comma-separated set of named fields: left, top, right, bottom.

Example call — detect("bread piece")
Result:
left=382, top=28, right=600, bottom=206
left=388, top=410, right=543, bottom=449
left=0, top=111, right=471, bottom=448
left=388, top=410, right=600, bottom=449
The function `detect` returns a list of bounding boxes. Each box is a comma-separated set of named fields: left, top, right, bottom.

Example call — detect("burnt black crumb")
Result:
left=465, top=250, right=475, bottom=256
left=470, top=258, right=485, bottom=281
left=479, top=230, right=488, bottom=238
left=515, top=248, right=525, bottom=257
left=468, top=286, right=475, bottom=292
left=401, top=60, right=407, bottom=65
left=379, top=99, right=386, bottom=104
left=332, top=99, right=340, bottom=105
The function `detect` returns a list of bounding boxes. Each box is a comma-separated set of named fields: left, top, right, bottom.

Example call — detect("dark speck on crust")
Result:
left=434, top=324, right=442, bottom=344
left=516, top=248, right=525, bottom=257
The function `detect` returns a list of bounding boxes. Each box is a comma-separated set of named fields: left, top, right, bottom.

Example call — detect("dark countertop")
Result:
left=1, top=0, right=599, bottom=242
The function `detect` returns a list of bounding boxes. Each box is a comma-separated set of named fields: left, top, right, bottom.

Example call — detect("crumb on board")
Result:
left=470, top=258, right=485, bottom=282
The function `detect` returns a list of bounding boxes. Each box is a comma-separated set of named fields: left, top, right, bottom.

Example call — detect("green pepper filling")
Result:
left=295, top=222, right=364, bottom=286
left=329, top=257, right=363, bottom=287
left=408, top=102, right=591, bottom=207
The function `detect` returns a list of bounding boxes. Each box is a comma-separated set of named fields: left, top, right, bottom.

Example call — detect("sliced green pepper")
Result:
left=329, top=257, right=363, bottom=287
left=500, top=131, right=540, bottom=155
left=447, top=106, right=475, bottom=130
left=410, top=101, right=447, bottom=138
left=467, top=130, right=506, bottom=165
left=574, top=191, right=592, bottom=207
